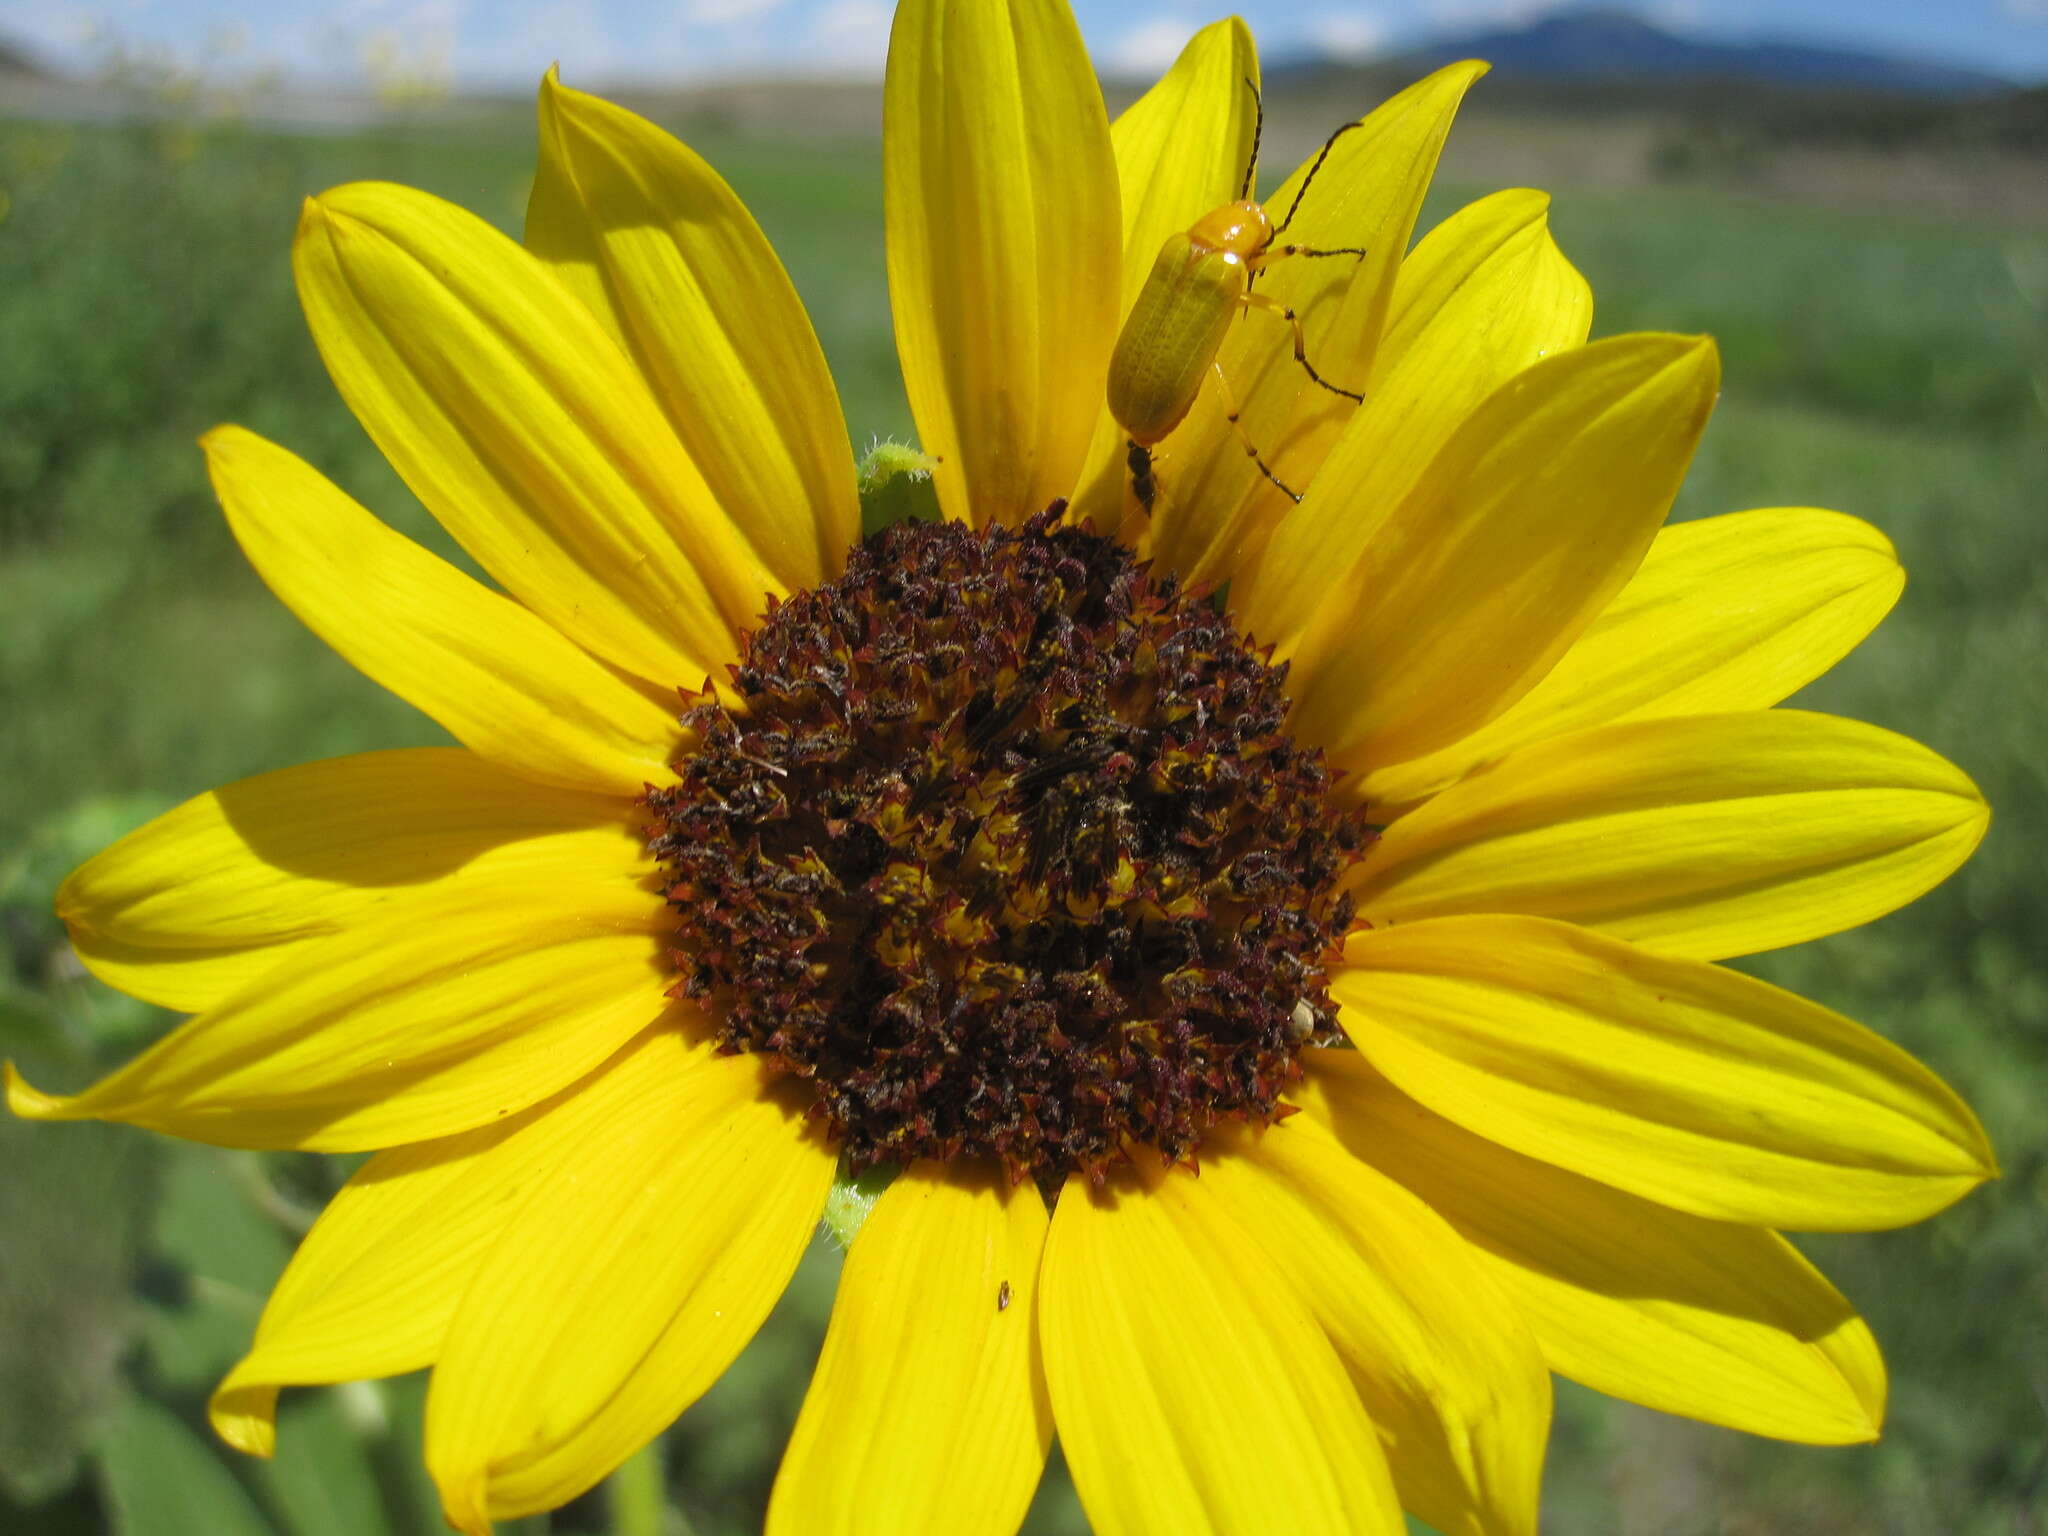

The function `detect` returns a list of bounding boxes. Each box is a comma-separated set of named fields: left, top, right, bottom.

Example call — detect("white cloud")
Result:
left=172, top=0, right=474, bottom=84
left=1307, top=8, right=1390, bottom=61
left=1105, top=13, right=1196, bottom=77
left=1422, top=0, right=1564, bottom=32
left=1106, top=13, right=1195, bottom=78
left=1644, top=0, right=1711, bottom=30
left=455, top=0, right=618, bottom=86
left=685, top=0, right=790, bottom=23
left=805, top=0, right=891, bottom=76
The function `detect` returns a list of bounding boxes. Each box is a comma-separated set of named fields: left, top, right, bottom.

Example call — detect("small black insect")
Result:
left=996, top=1280, right=1013, bottom=1312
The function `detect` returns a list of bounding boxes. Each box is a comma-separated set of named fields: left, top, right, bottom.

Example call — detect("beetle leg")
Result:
left=1209, top=361, right=1302, bottom=504
left=1236, top=289, right=1367, bottom=404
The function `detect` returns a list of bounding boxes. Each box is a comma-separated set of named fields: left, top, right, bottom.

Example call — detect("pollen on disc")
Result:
left=646, top=510, right=1371, bottom=1187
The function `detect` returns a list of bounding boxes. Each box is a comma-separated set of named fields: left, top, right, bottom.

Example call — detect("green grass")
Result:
left=2, top=105, right=2042, bottom=1535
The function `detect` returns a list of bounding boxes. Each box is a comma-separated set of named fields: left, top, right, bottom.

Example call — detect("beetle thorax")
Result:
left=1186, top=198, right=1273, bottom=259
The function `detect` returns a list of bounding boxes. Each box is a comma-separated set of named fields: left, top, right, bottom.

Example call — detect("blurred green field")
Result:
left=2, top=96, right=2043, bottom=1536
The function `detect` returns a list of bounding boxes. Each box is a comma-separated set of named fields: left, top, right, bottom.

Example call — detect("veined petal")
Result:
left=1069, top=17, right=1259, bottom=528
left=1289, top=333, right=1720, bottom=767
left=526, top=73, right=857, bottom=587
left=1357, top=507, right=1906, bottom=812
left=294, top=181, right=773, bottom=687
left=1202, top=1119, right=1549, bottom=1536
left=54, top=750, right=627, bottom=1013
left=885, top=0, right=1120, bottom=529
left=1240, top=189, right=1591, bottom=650
left=1296, top=1052, right=1889, bottom=1444
left=425, top=1048, right=832, bottom=1533
left=1351, top=710, right=1990, bottom=959
left=1151, top=61, right=1486, bottom=588
left=209, top=1030, right=700, bottom=1454
left=205, top=426, right=677, bottom=797
left=1333, top=915, right=1995, bottom=1230
left=53, top=936, right=303, bottom=1019
left=767, top=1163, right=1051, bottom=1536
left=1108, top=20, right=1259, bottom=310
left=1039, top=1161, right=1401, bottom=1536
left=10, top=878, right=672, bottom=1150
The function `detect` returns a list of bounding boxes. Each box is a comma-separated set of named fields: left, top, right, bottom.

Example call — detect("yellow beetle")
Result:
left=1108, top=94, right=1368, bottom=512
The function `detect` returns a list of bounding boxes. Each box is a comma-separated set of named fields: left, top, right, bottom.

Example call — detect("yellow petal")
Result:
left=1351, top=709, right=1990, bottom=960
left=1356, top=507, right=1906, bottom=812
left=1296, top=1052, right=1888, bottom=1444
left=294, top=181, right=773, bottom=687
left=526, top=73, right=857, bottom=588
left=1108, top=20, right=1259, bottom=315
left=52, top=749, right=624, bottom=1013
left=424, top=1048, right=832, bottom=1533
left=768, top=1163, right=1051, bottom=1536
left=884, top=0, right=1120, bottom=529
left=1239, top=188, right=1591, bottom=650
left=52, top=936, right=298, bottom=1019
left=516, top=68, right=616, bottom=346
left=205, top=426, right=677, bottom=797
left=1149, top=61, right=1486, bottom=588
left=1201, top=1119, right=1549, bottom=1536
left=1039, top=1160, right=1402, bottom=1536
left=1288, top=332, right=1720, bottom=767
left=1069, top=17, right=1260, bottom=528
left=1334, top=915, right=1995, bottom=1230
left=11, top=878, right=673, bottom=1150
left=209, top=1031, right=696, bottom=1454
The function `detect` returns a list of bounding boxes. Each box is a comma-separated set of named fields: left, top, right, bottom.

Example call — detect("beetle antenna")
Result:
left=1271, top=118, right=1365, bottom=238
left=1238, top=77, right=1263, bottom=201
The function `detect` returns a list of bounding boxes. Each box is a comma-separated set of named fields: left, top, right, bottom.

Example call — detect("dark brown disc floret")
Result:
left=645, top=509, right=1370, bottom=1186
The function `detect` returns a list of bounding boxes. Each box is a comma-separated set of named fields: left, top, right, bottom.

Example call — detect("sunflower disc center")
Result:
left=646, top=510, right=1367, bottom=1184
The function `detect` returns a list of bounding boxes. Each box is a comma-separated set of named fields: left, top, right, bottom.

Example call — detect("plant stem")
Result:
left=610, top=1437, right=668, bottom=1536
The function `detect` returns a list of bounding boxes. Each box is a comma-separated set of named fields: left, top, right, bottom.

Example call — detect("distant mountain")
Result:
left=1394, top=9, right=2011, bottom=98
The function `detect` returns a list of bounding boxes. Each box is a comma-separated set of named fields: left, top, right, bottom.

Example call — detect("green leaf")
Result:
left=248, top=1387, right=397, bottom=1536
left=0, top=1108, right=157, bottom=1505
left=4, top=794, right=176, bottom=1053
left=370, top=1376, right=448, bottom=1536
left=0, top=983, right=64, bottom=1057
left=2, top=794, right=173, bottom=923
left=96, top=1392, right=277, bottom=1536
left=46, top=972, right=167, bottom=1055
left=138, top=1145, right=293, bottom=1391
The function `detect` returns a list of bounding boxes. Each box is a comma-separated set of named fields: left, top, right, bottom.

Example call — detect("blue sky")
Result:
left=6, top=0, right=2046, bottom=88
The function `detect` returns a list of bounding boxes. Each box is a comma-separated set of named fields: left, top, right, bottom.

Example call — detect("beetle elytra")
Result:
left=1108, top=84, right=1371, bottom=514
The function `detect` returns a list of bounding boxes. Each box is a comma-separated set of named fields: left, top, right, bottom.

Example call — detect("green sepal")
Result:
left=820, top=1159, right=900, bottom=1249
left=856, top=440, right=941, bottom=536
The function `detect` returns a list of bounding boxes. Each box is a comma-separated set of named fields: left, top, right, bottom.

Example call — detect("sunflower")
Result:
left=7, top=2, right=1995, bottom=1533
